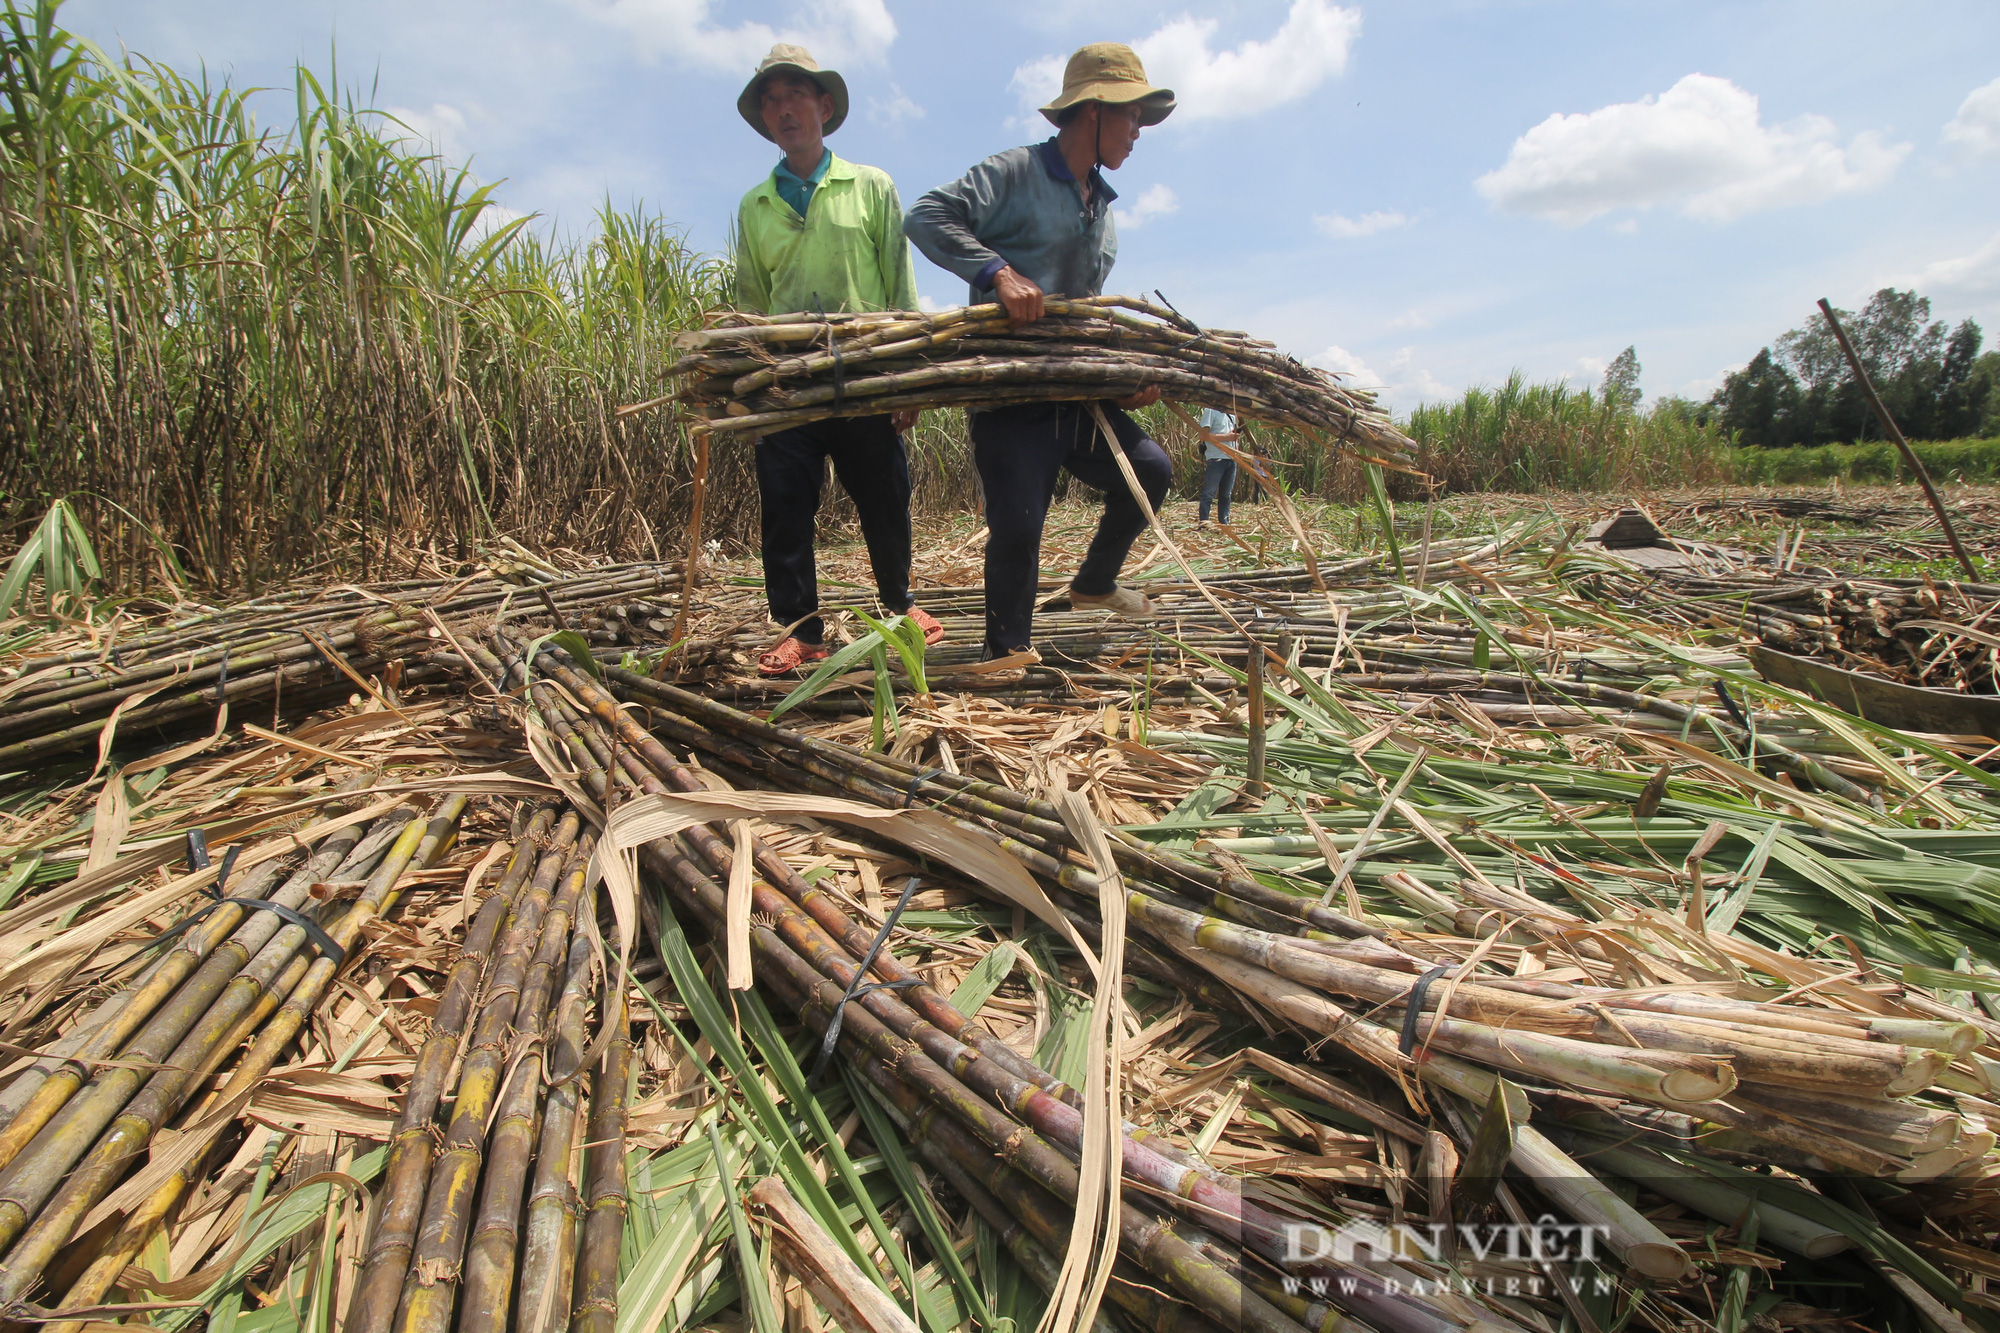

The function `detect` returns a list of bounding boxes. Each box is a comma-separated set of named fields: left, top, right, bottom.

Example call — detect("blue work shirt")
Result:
left=1199, top=408, right=1236, bottom=461
left=904, top=138, right=1119, bottom=306
left=773, top=148, right=833, bottom=219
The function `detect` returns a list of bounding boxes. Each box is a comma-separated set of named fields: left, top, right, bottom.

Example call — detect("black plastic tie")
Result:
left=811, top=875, right=923, bottom=1083
left=1399, top=963, right=1455, bottom=1056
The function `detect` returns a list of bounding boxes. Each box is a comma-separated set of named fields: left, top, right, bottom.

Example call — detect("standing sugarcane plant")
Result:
left=0, top=499, right=100, bottom=621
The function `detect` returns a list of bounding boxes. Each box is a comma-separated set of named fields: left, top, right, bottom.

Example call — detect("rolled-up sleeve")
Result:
left=904, top=156, right=1007, bottom=288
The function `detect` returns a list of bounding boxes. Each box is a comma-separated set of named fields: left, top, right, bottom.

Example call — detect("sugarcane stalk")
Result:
left=567, top=989, right=629, bottom=1333
left=346, top=804, right=565, bottom=1333
left=0, top=796, right=466, bottom=1307
left=500, top=661, right=1309, bottom=1332
left=507, top=643, right=1480, bottom=1331
left=0, top=810, right=405, bottom=1214
left=457, top=841, right=597, bottom=1333
left=0, top=852, right=301, bottom=1157
left=901, top=1104, right=1222, bottom=1333
left=515, top=936, right=594, bottom=1333
left=1566, top=1135, right=1850, bottom=1260
left=1166, top=940, right=1695, bottom=1280
left=391, top=818, right=587, bottom=1333
left=600, top=665, right=1381, bottom=939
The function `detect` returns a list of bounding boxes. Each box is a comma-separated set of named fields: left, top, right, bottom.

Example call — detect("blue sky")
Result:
left=62, top=0, right=2000, bottom=413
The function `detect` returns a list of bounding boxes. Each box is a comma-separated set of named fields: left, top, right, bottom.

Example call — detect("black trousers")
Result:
left=756, top=414, right=913, bottom=645
left=970, top=401, right=1172, bottom=657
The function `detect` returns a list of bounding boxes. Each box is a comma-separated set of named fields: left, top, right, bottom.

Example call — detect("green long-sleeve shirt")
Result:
left=734, top=152, right=919, bottom=316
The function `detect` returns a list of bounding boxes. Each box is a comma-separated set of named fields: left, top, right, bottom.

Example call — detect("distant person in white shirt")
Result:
left=1197, top=407, right=1240, bottom=526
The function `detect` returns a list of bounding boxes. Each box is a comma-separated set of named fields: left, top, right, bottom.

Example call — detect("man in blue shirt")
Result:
left=1196, top=407, right=1240, bottom=526
left=905, top=43, right=1176, bottom=662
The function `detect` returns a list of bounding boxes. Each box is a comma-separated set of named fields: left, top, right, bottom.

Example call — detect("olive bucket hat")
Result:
left=738, top=44, right=849, bottom=141
left=1039, top=42, right=1175, bottom=127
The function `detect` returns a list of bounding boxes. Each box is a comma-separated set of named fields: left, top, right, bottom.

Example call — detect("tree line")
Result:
left=1700, top=289, right=1999, bottom=447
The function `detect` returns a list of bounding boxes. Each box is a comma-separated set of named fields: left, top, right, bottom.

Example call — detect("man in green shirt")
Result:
left=734, top=45, right=940, bottom=675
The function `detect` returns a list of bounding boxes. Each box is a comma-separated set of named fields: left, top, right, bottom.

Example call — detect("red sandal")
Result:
left=906, top=604, right=947, bottom=646
left=757, top=636, right=831, bottom=677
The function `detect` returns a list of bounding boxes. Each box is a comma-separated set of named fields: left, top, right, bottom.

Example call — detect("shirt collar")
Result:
left=1034, top=137, right=1117, bottom=204
left=773, top=147, right=833, bottom=188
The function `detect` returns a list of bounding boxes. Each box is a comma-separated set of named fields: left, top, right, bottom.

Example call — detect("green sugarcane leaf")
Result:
left=0, top=522, right=46, bottom=619
left=1363, top=462, right=1405, bottom=584
left=1716, top=1193, right=1760, bottom=1333
left=0, top=851, right=41, bottom=912
left=56, top=500, right=100, bottom=580
left=841, top=1064, right=996, bottom=1333
left=733, top=989, right=919, bottom=1311
left=854, top=606, right=929, bottom=696
left=548, top=629, right=602, bottom=679
left=649, top=905, right=869, bottom=1269
left=947, top=942, right=1016, bottom=1017
left=708, top=1122, right=784, bottom=1333
left=767, top=629, right=886, bottom=722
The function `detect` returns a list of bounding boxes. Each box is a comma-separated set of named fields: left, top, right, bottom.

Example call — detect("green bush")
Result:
left=1722, top=439, right=2000, bottom=485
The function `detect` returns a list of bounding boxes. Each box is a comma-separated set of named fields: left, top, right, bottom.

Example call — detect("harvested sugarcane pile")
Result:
left=643, top=295, right=1420, bottom=466
left=0, top=558, right=686, bottom=766
left=12, top=504, right=2000, bottom=1333
left=1807, top=578, right=2000, bottom=693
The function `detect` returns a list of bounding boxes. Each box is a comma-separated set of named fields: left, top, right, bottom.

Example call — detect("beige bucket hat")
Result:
left=1040, top=42, right=1176, bottom=127
left=738, top=44, right=849, bottom=141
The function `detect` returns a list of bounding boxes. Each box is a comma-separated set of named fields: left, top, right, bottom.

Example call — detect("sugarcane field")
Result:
left=7, top=5, right=2000, bottom=1333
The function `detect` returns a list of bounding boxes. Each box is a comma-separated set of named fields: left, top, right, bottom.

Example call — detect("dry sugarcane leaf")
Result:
left=1045, top=788, right=1127, bottom=1333
left=726, top=820, right=755, bottom=990
left=588, top=788, right=1098, bottom=973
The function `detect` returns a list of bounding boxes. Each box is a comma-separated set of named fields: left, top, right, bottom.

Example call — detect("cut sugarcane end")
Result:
left=1627, top=1242, right=1693, bottom=1282
left=1659, top=1066, right=1737, bottom=1103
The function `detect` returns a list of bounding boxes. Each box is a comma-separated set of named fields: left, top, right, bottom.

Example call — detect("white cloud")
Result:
left=1115, top=183, right=1179, bottom=230
left=386, top=102, right=471, bottom=160
left=1314, top=209, right=1407, bottom=239
left=1007, top=0, right=1360, bottom=130
left=1944, top=76, right=2000, bottom=156
left=1313, top=344, right=1380, bottom=383
left=1906, top=232, right=2000, bottom=303
left=573, top=0, right=896, bottom=72
left=1310, top=345, right=1452, bottom=410
left=868, top=83, right=924, bottom=128
left=1576, top=355, right=1608, bottom=381
left=917, top=293, right=944, bottom=313
left=1135, top=0, right=1361, bottom=123
left=1476, top=73, right=1908, bottom=225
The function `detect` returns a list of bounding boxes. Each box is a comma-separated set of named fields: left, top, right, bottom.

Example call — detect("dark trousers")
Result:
left=1200, top=457, right=1237, bottom=522
left=756, top=414, right=913, bottom=645
left=971, top=401, right=1172, bottom=657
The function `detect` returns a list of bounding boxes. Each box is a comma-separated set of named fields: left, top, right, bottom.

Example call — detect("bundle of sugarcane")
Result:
left=566, top=662, right=2000, bottom=1273
left=0, top=560, right=684, bottom=765
left=640, top=295, right=1419, bottom=466
left=0, top=791, right=468, bottom=1320
left=1813, top=577, right=2000, bottom=693
left=474, top=628, right=1533, bottom=1333
left=349, top=802, right=625, bottom=1333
